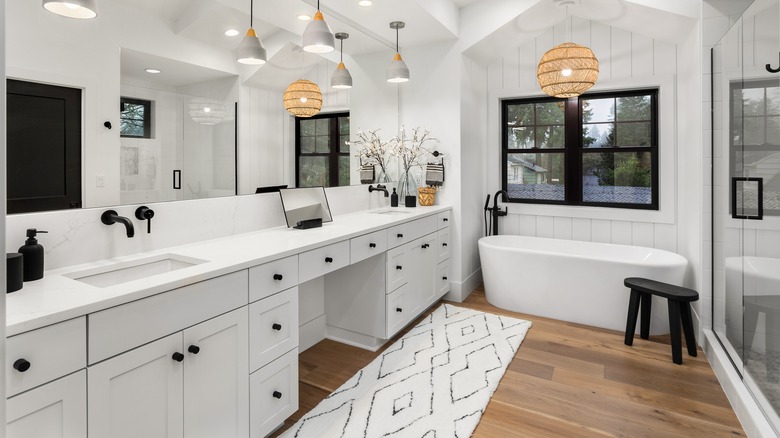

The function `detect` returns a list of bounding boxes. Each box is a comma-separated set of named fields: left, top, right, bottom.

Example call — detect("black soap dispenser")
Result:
left=19, top=228, right=47, bottom=281
left=391, top=188, right=399, bottom=207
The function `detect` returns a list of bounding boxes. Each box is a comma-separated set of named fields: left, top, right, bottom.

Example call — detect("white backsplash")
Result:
left=6, top=185, right=386, bottom=271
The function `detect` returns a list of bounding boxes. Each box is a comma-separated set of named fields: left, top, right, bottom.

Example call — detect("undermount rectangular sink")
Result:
left=65, top=253, right=208, bottom=288
left=372, top=210, right=411, bottom=215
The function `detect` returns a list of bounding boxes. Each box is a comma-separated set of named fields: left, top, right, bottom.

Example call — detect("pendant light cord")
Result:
left=340, top=38, right=344, bottom=63
left=396, top=28, right=399, bottom=53
left=250, top=0, right=253, bottom=28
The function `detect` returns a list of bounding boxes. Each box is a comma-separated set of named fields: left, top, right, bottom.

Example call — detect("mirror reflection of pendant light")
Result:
left=189, top=98, right=226, bottom=125
left=236, top=0, right=267, bottom=65
left=386, top=21, right=409, bottom=83
left=284, top=79, right=323, bottom=117
left=536, top=1, right=598, bottom=98
left=331, top=33, right=353, bottom=89
left=42, top=0, right=98, bottom=19
left=302, top=0, right=335, bottom=54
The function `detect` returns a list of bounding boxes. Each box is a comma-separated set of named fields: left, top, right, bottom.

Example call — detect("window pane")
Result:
left=507, top=103, right=534, bottom=126
left=315, top=135, right=330, bottom=153
left=616, top=122, right=651, bottom=147
left=536, top=125, right=565, bottom=149
left=535, top=102, right=564, bottom=124
left=315, top=118, right=329, bottom=135
left=340, top=135, right=350, bottom=153
left=121, top=103, right=145, bottom=121
left=742, top=88, right=765, bottom=116
left=339, top=117, right=350, bottom=135
left=767, top=87, right=780, bottom=115
left=582, top=98, right=614, bottom=123
left=299, top=156, right=330, bottom=187
left=582, top=152, right=652, bottom=204
left=120, top=120, right=144, bottom=137
left=301, top=136, right=315, bottom=153
left=616, top=95, right=651, bottom=121
left=507, top=127, right=535, bottom=149
left=768, top=117, right=780, bottom=145
left=300, top=119, right=316, bottom=137
left=339, top=156, right=350, bottom=186
left=506, top=153, right=565, bottom=201
left=583, top=123, right=614, bottom=148
left=743, top=117, right=765, bottom=145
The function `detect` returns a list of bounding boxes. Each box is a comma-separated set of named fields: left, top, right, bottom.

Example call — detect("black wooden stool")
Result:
left=623, top=277, right=699, bottom=365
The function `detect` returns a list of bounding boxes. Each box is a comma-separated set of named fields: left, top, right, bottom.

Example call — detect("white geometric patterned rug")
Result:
left=280, top=304, right=532, bottom=438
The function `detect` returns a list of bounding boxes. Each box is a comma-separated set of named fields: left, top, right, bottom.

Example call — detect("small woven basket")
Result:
left=418, top=187, right=436, bottom=206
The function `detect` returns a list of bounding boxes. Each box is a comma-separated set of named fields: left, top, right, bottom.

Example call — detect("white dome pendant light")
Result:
left=331, top=33, right=353, bottom=89
left=386, top=21, right=410, bottom=83
left=302, top=0, right=335, bottom=54
left=42, top=0, right=98, bottom=19
left=236, top=0, right=267, bottom=65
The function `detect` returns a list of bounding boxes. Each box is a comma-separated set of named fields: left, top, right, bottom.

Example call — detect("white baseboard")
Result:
left=299, top=314, right=326, bottom=353
left=702, top=330, right=779, bottom=437
left=326, top=325, right=384, bottom=352
left=444, top=268, right=482, bottom=303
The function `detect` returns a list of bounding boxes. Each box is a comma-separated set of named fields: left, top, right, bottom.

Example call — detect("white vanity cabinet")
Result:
left=6, top=370, right=87, bottom=438
left=88, top=308, right=249, bottom=438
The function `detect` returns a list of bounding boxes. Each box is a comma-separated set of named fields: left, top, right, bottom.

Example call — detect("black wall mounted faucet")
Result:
left=135, top=206, right=155, bottom=234
left=368, top=184, right=389, bottom=197
left=101, top=210, right=135, bottom=238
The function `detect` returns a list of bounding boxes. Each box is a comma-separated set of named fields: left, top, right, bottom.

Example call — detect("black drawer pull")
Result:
left=325, top=257, right=333, bottom=263
left=13, top=359, right=30, bottom=373
left=188, top=345, right=200, bottom=355
left=172, top=352, right=185, bottom=362
left=273, top=391, right=283, bottom=399
left=443, top=276, right=448, bottom=280
left=396, top=307, right=403, bottom=312
left=443, top=218, right=448, bottom=222
left=397, top=233, right=404, bottom=238
left=396, top=265, right=403, bottom=270
left=272, top=323, right=282, bottom=331
left=369, top=243, right=376, bottom=248
left=422, top=244, right=429, bottom=249
left=442, top=243, right=448, bottom=247
left=273, top=273, right=283, bottom=281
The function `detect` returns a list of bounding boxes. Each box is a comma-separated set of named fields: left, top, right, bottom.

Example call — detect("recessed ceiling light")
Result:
left=297, top=14, right=311, bottom=21
left=145, top=68, right=161, bottom=74
left=224, top=29, right=240, bottom=37
left=358, top=0, right=372, bottom=6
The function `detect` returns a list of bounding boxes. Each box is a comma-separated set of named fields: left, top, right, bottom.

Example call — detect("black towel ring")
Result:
left=766, top=52, right=780, bottom=73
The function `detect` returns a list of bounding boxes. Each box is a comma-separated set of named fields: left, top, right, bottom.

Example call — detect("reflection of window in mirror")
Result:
left=7, top=79, right=82, bottom=214
left=120, top=97, right=152, bottom=139
left=296, top=112, right=350, bottom=187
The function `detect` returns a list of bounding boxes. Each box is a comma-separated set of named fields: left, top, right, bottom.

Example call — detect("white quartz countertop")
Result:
left=7, top=205, right=451, bottom=336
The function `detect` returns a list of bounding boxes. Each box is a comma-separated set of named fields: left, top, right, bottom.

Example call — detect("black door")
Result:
left=7, top=79, right=82, bottom=214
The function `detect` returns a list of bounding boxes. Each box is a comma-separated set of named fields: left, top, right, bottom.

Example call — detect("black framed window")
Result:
left=296, top=112, right=350, bottom=187
left=120, top=97, right=152, bottom=138
left=501, top=89, right=658, bottom=209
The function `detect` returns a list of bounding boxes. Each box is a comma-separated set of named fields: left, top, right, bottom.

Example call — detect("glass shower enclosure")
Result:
left=712, top=0, right=780, bottom=430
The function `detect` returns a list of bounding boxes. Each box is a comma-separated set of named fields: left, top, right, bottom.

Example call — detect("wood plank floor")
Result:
left=272, top=287, right=744, bottom=437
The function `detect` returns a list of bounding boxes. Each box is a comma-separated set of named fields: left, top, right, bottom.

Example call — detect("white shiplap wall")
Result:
left=485, top=18, right=680, bottom=254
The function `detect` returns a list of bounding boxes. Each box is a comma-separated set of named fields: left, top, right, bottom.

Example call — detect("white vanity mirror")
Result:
left=5, top=0, right=401, bottom=214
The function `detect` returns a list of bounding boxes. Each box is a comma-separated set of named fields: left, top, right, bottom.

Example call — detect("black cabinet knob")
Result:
left=172, top=352, right=185, bottom=362
left=369, top=243, right=376, bottom=248
left=272, top=323, right=282, bottom=331
left=397, top=233, right=404, bottom=238
left=422, top=244, right=429, bottom=249
left=325, top=257, right=333, bottom=263
left=396, top=265, right=403, bottom=270
left=13, top=358, right=30, bottom=372
left=273, top=274, right=283, bottom=281
left=442, top=243, right=448, bottom=247
left=396, top=307, right=403, bottom=312
left=443, top=276, right=448, bottom=280
left=273, top=391, right=283, bottom=399
left=443, top=218, right=448, bottom=222
left=188, top=345, right=200, bottom=355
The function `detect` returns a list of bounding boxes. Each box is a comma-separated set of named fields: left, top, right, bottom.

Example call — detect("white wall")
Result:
left=1, top=0, right=8, bottom=426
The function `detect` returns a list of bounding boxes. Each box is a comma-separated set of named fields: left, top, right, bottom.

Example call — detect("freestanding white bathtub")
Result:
left=478, top=235, right=688, bottom=334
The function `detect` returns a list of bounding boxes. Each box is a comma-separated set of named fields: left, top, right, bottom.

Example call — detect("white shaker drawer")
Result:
left=298, top=241, right=350, bottom=283
left=250, top=348, right=299, bottom=438
left=437, top=210, right=451, bottom=229
left=88, top=270, right=248, bottom=364
left=386, top=283, right=416, bottom=339
left=350, top=230, right=388, bottom=264
left=6, top=317, right=87, bottom=398
left=249, top=287, right=299, bottom=373
left=437, top=228, right=451, bottom=264
left=249, top=255, right=299, bottom=303
left=437, top=259, right=451, bottom=299
left=386, top=244, right=409, bottom=293
left=387, top=215, right=438, bottom=249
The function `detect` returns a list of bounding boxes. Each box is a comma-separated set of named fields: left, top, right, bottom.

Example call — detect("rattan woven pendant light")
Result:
left=537, top=1, right=598, bottom=98
left=284, top=79, right=323, bottom=117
